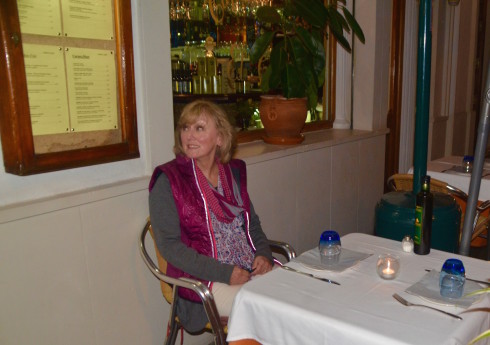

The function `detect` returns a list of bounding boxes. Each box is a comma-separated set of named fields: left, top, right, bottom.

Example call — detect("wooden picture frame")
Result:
left=0, top=0, right=138, bottom=175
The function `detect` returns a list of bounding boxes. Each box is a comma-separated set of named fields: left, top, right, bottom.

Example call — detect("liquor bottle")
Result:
left=214, top=63, right=222, bottom=94
left=191, top=62, right=201, bottom=94
left=177, top=70, right=185, bottom=94
left=185, top=69, right=192, bottom=94
left=414, top=175, right=433, bottom=255
left=172, top=71, right=178, bottom=93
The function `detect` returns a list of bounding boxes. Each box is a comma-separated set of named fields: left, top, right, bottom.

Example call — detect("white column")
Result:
left=399, top=0, right=418, bottom=173
left=333, top=47, right=352, bottom=129
left=333, top=0, right=353, bottom=129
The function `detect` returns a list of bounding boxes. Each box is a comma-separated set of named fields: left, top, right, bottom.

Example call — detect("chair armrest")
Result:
left=445, top=184, right=468, bottom=201
left=268, top=240, right=296, bottom=262
left=476, top=200, right=490, bottom=213
left=472, top=216, right=489, bottom=240
left=386, top=174, right=398, bottom=191
left=139, top=222, right=226, bottom=344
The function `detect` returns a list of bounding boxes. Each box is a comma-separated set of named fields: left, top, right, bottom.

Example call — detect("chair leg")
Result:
left=213, top=332, right=228, bottom=345
left=165, top=319, right=180, bottom=345
left=486, top=232, right=490, bottom=261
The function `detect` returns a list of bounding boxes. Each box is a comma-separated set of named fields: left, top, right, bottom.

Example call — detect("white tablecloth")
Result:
left=409, top=155, right=490, bottom=200
left=227, top=233, right=490, bottom=345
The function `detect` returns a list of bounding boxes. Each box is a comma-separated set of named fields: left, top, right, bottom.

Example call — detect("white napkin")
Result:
left=405, top=270, right=483, bottom=308
left=291, top=248, right=372, bottom=272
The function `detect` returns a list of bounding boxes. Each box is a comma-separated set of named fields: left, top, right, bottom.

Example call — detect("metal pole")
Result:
left=460, top=63, right=490, bottom=256
left=413, top=0, right=432, bottom=194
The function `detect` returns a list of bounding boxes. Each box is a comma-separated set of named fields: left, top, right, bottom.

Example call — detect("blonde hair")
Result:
left=174, top=100, right=236, bottom=163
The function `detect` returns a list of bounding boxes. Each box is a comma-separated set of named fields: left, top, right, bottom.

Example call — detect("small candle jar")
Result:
left=402, top=235, right=414, bottom=253
left=376, top=254, right=400, bottom=280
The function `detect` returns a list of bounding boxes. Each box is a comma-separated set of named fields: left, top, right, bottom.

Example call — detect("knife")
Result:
left=425, top=269, right=489, bottom=286
left=281, top=265, right=340, bottom=285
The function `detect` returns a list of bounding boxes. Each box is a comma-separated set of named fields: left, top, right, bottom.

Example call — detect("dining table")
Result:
left=412, top=155, right=490, bottom=201
left=226, top=233, right=490, bottom=345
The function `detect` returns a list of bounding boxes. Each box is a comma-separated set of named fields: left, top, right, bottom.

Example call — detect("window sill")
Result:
left=235, top=128, right=389, bottom=165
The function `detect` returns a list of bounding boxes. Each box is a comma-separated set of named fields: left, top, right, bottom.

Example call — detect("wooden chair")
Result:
left=139, top=219, right=296, bottom=345
left=387, top=174, right=489, bottom=251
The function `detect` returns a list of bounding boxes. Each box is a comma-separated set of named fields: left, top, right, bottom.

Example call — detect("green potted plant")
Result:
left=250, top=0, right=365, bottom=144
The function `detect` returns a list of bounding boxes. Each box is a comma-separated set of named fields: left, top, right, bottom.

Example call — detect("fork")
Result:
left=281, top=265, right=340, bottom=285
left=392, top=293, right=462, bottom=320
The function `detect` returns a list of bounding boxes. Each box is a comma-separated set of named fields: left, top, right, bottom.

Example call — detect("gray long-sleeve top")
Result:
left=148, top=170, right=272, bottom=331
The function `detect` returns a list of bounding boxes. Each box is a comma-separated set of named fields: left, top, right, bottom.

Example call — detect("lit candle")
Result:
left=377, top=254, right=400, bottom=280
left=382, top=261, right=395, bottom=277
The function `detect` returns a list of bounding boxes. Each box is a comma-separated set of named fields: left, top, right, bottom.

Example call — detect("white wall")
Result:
left=0, top=1, right=390, bottom=344
left=353, top=0, right=392, bottom=131
left=0, top=0, right=175, bottom=208
left=242, top=131, right=386, bottom=254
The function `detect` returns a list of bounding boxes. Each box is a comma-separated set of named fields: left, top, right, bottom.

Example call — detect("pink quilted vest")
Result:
left=149, top=155, right=252, bottom=301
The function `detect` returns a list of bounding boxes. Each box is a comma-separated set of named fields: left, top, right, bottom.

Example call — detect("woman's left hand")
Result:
left=251, top=255, right=273, bottom=276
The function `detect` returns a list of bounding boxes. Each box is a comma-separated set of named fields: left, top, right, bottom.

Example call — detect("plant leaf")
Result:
left=342, top=6, right=365, bottom=43
left=326, top=6, right=352, bottom=51
left=260, top=66, right=272, bottom=93
left=287, top=37, right=321, bottom=110
left=305, top=81, right=319, bottom=112
left=282, top=63, right=304, bottom=98
left=290, top=0, right=328, bottom=28
left=256, top=6, right=281, bottom=25
left=330, top=6, right=349, bottom=32
left=296, top=26, right=325, bottom=80
left=468, top=330, right=490, bottom=345
left=325, top=5, right=343, bottom=34
left=270, top=41, right=286, bottom=88
left=250, top=31, right=275, bottom=63
left=465, top=287, right=490, bottom=297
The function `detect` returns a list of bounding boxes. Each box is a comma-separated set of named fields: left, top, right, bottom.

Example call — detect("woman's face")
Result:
left=180, top=113, right=222, bottom=165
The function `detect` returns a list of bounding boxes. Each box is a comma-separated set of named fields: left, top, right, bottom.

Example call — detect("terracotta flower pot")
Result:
left=259, top=95, right=307, bottom=145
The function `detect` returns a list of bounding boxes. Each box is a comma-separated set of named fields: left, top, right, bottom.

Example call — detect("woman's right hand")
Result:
left=229, top=266, right=251, bottom=285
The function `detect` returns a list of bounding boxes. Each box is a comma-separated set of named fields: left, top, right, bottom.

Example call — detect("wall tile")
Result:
left=358, top=136, right=386, bottom=234
left=295, top=147, right=332, bottom=253
left=246, top=154, right=298, bottom=248
left=0, top=208, right=95, bottom=345
left=331, top=142, right=359, bottom=234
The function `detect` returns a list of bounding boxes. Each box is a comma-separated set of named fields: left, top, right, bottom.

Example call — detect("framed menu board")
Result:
left=0, top=0, right=138, bottom=175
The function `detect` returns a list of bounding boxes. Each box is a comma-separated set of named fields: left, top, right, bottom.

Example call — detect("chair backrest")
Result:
left=139, top=219, right=228, bottom=345
left=386, top=173, right=490, bottom=252
left=387, top=173, right=468, bottom=211
left=387, top=174, right=467, bottom=198
left=145, top=220, right=174, bottom=303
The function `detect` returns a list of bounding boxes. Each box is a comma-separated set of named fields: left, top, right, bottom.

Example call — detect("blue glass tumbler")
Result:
left=439, top=259, right=466, bottom=298
left=319, top=230, right=341, bottom=257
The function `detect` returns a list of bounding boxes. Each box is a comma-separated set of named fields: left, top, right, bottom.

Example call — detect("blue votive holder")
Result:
left=319, top=230, right=341, bottom=260
left=439, top=259, right=466, bottom=298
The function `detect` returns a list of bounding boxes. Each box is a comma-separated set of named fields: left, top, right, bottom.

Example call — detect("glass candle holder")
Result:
left=376, top=254, right=400, bottom=280
left=439, top=259, right=465, bottom=298
left=318, top=230, right=341, bottom=258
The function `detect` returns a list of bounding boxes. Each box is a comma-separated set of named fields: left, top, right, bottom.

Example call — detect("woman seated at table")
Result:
left=149, top=100, right=274, bottom=331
